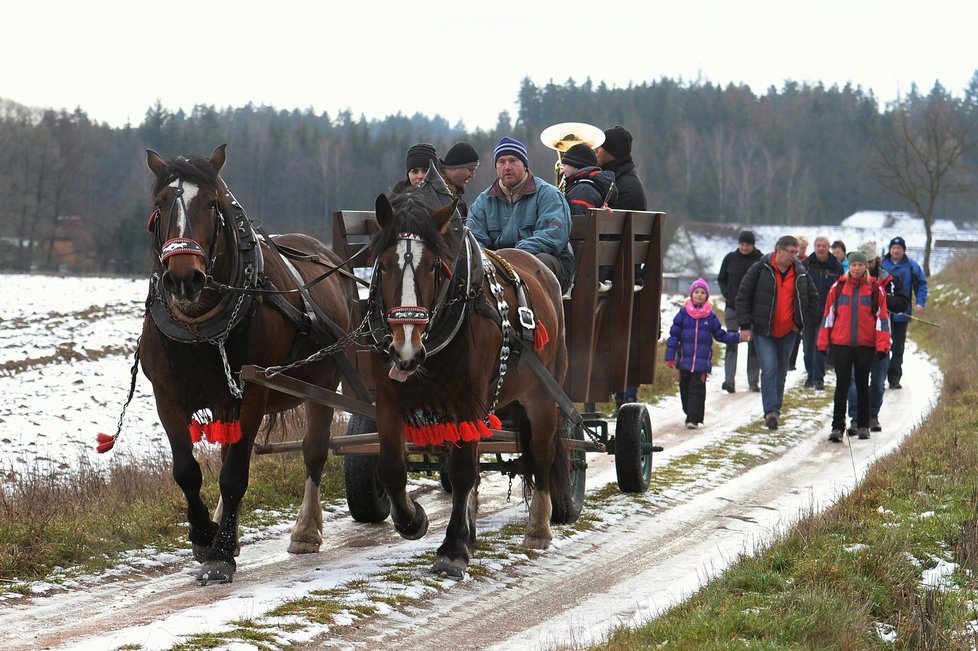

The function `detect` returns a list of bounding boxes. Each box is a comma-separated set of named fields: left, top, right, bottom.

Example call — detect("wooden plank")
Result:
left=240, top=365, right=376, bottom=419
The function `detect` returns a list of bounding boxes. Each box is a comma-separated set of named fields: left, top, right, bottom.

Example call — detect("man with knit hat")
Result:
left=597, top=125, right=647, bottom=408
left=469, top=136, right=574, bottom=291
left=437, top=142, right=480, bottom=217
left=717, top=229, right=763, bottom=393
left=881, top=235, right=927, bottom=388
left=845, top=239, right=910, bottom=433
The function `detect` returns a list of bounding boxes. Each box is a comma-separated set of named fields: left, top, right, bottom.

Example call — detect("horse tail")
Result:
left=547, top=413, right=574, bottom=517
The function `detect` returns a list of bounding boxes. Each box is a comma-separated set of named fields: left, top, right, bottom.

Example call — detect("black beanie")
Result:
left=441, top=142, right=480, bottom=169
left=738, top=230, right=756, bottom=245
left=602, top=126, right=633, bottom=158
left=405, top=143, right=437, bottom=174
left=561, top=143, right=598, bottom=170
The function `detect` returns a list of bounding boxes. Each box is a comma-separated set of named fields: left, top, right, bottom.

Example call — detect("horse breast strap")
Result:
left=481, top=248, right=537, bottom=339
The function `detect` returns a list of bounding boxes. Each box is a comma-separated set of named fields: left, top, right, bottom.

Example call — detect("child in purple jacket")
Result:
left=665, top=278, right=742, bottom=428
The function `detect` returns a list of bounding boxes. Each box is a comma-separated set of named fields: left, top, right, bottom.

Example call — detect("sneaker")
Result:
left=598, top=280, right=612, bottom=294
left=721, top=382, right=735, bottom=394
left=814, top=381, right=825, bottom=391
left=857, top=427, right=871, bottom=440
left=685, top=421, right=696, bottom=429
left=749, top=384, right=760, bottom=392
left=764, top=412, right=779, bottom=430
left=870, top=417, right=882, bottom=432
left=828, top=429, right=844, bottom=443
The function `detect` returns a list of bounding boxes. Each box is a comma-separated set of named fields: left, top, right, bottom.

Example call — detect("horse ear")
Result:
left=209, top=144, right=228, bottom=174
left=147, top=149, right=166, bottom=177
left=431, top=200, right=458, bottom=234
left=375, top=193, right=394, bottom=228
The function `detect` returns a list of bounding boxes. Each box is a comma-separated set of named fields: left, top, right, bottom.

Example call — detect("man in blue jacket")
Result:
left=469, top=136, right=574, bottom=292
left=881, top=236, right=927, bottom=389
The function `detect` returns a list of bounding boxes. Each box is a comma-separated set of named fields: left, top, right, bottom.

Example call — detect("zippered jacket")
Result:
left=817, top=273, right=891, bottom=351
left=734, top=254, right=820, bottom=335
left=665, top=302, right=741, bottom=373
left=880, top=254, right=927, bottom=323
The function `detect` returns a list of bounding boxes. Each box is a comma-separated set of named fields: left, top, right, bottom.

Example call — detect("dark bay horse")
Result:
left=134, top=145, right=356, bottom=584
left=367, top=178, right=573, bottom=577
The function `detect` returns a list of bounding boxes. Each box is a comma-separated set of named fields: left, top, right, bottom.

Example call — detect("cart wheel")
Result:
left=342, top=414, right=391, bottom=523
left=439, top=469, right=452, bottom=493
left=614, top=403, right=653, bottom=493
left=551, top=418, right=586, bottom=524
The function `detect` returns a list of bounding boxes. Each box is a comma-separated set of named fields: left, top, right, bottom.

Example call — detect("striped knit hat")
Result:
left=493, top=136, right=529, bottom=167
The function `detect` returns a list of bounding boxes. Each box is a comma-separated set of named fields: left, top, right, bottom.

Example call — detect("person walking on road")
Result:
left=736, top=235, right=820, bottom=430
left=819, top=249, right=891, bottom=442
left=717, top=229, right=762, bottom=393
left=801, top=236, right=843, bottom=390
left=881, top=236, right=927, bottom=389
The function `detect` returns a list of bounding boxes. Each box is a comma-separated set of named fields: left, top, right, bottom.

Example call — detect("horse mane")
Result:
left=370, top=186, right=453, bottom=261
left=151, top=155, right=221, bottom=196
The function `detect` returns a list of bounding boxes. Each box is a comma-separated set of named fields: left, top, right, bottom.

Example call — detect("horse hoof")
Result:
left=522, top=534, right=552, bottom=550
left=287, top=538, right=321, bottom=554
left=196, top=560, right=235, bottom=585
left=192, top=543, right=209, bottom=563
left=395, top=501, right=429, bottom=540
left=431, top=556, right=468, bottom=579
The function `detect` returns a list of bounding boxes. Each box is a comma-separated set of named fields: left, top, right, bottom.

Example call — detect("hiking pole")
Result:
left=909, top=313, right=941, bottom=327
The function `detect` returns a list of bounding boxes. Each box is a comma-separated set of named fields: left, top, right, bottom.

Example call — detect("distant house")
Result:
left=37, top=216, right=97, bottom=273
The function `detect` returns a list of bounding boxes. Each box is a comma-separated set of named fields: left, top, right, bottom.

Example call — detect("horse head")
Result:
left=146, top=144, right=232, bottom=311
left=371, top=187, right=457, bottom=381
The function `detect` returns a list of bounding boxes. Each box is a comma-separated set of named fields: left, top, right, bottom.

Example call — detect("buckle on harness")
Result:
left=517, top=306, right=535, bottom=330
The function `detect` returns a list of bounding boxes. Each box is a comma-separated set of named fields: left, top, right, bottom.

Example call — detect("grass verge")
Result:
left=593, top=256, right=978, bottom=650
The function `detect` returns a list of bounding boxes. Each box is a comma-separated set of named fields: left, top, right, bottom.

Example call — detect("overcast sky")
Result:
left=4, top=1, right=975, bottom=132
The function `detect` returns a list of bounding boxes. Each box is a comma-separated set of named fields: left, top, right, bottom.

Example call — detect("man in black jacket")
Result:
left=597, top=126, right=647, bottom=410
left=736, top=235, right=820, bottom=430
left=717, top=230, right=762, bottom=393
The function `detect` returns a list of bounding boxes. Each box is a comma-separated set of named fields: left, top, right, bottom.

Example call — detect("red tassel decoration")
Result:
left=533, top=320, right=549, bottom=352
left=188, top=419, right=242, bottom=445
left=95, top=432, right=116, bottom=454
left=487, top=413, right=502, bottom=430
left=189, top=419, right=206, bottom=443
left=404, top=419, right=497, bottom=446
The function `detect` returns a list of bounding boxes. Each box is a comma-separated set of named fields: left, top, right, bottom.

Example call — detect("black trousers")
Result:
left=678, top=369, right=707, bottom=424
left=831, top=345, right=874, bottom=429
left=888, top=320, right=909, bottom=385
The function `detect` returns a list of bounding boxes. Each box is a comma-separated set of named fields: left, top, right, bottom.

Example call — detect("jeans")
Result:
left=723, top=306, right=759, bottom=389
left=802, top=320, right=826, bottom=383
left=832, top=345, right=874, bottom=429
left=888, top=320, right=909, bottom=385
left=753, top=331, right=797, bottom=416
left=678, top=369, right=707, bottom=423
left=848, top=352, right=887, bottom=420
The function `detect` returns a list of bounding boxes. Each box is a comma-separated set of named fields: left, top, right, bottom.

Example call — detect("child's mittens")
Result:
left=665, top=359, right=676, bottom=369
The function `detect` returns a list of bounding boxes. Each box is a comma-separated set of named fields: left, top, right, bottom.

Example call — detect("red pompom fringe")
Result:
left=533, top=320, right=549, bottom=352
left=487, top=413, right=502, bottom=430
left=189, top=419, right=243, bottom=445
left=404, top=418, right=496, bottom=446
left=95, top=432, right=116, bottom=454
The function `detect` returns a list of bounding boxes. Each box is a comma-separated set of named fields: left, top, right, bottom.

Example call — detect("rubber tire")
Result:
left=551, top=418, right=586, bottom=524
left=342, top=414, right=391, bottom=523
left=614, top=403, right=653, bottom=493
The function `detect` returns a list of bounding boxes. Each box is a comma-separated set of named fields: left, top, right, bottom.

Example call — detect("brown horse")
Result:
left=367, top=179, right=574, bottom=577
left=137, top=145, right=357, bottom=584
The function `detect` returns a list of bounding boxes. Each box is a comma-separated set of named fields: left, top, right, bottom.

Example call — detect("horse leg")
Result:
left=432, top=441, right=480, bottom=578
left=375, top=395, right=428, bottom=539
left=521, top=394, right=559, bottom=550
left=196, top=395, right=265, bottom=585
left=288, top=401, right=333, bottom=553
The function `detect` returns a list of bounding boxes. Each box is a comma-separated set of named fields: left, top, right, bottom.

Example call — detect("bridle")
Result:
left=148, top=177, right=226, bottom=274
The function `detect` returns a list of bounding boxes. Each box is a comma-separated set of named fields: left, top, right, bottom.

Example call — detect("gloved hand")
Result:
left=877, top=350, right=889, bottom=361
left=818, top=349, right=828, bottom=358
left=665, top=359, right=676, bottom=369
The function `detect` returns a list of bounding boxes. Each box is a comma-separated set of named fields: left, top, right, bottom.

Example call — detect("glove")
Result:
left=665, top=359, right=676, bottom=369
left=818, top=349, right=828, bottom=358
left=877, top=350, right=889, bottom=361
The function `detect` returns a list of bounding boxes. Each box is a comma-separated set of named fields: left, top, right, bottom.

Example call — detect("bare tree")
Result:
left=873, top=83, right=978, bottom=275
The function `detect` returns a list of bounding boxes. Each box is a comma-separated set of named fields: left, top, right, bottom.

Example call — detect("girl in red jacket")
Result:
left=817, top=250, right=891, bottom=442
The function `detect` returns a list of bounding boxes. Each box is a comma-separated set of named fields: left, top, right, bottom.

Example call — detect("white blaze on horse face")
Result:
left=168, top=179, right=200, bottom=237
left=393, top=238, right=419, bottom=360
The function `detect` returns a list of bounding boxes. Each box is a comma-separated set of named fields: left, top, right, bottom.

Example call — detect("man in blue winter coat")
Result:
left=469, top=136, right=574, bottom=292
left=880, top=236, right=927, bottom=389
